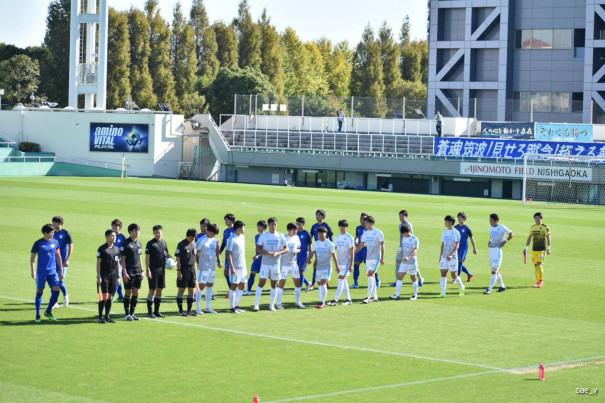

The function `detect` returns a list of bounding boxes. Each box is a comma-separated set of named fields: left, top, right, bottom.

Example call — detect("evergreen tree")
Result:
left=214, top=22, right=239, bottom=69
left=43, top=0, right=70, bottom=106
left=401, top=40, right=424, bottom=82
left=326, top=41, right=353, bottom=97
left=172, top=2, right=198, bottom=101
left=128, top=8, right=157, bottom=108
left=233, top=0, right=262, bottom=70
left=304, top=42, right=329, bottom=96
left=378, top=21, right=403, bottom=98
left=259, top=9, right=284, bottom=95
left=281, top=28, right=311, bottom=96
left=198, top=26, right=220, bottom=85
left=400, top=15, right=411, bottom=47
left=350, top=24, right=386, bottom=116
left=107, top=8, right=131, bottom=109
left=0, top=54, right=40, bottom=105
left=145, top=1, right=178, bottom=109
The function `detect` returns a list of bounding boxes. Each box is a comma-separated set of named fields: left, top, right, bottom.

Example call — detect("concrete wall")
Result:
left=0, top=109, right=184, bottom=177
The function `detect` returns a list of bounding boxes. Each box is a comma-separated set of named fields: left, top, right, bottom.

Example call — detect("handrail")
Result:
left=55, top=157, right=126, bottom=170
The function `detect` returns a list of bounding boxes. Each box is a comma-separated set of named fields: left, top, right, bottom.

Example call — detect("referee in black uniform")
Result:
left=145, top=225, right=173, bottom=318
left=120, top=223, right=144, bottom=321
left=175, top=228, right=197, bottom=316
left=97, top=229, right=121, bottom=323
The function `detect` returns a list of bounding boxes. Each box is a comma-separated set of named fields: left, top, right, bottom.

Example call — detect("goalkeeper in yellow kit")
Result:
left=524, top=212, right=551, bottom=288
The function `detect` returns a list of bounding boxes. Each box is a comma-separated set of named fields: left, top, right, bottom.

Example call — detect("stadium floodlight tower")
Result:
left=68, top=0, right=108, bottom=110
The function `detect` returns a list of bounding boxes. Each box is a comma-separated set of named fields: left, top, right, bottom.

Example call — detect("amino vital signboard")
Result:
left=90, top=123, right=149, bottom=153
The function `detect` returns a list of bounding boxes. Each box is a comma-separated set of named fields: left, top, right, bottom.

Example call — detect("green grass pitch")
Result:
left=0, top=177, right=603, bottom=402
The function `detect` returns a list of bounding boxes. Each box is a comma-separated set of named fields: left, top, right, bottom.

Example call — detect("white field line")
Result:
left=1, top=295, right=505, bottom=371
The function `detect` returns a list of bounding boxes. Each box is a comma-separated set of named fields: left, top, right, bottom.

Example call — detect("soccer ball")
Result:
left=165, top=257, right=177, bottom=270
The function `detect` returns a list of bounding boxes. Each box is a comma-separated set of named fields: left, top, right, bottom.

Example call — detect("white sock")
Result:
left=367, top=276, right=375, bottom=298
left=497, top=273, right=505, bottom=288
left=334, top=279, right=344, bottom=301
left=195, top=290, right=202, bottom=311
left=395, top=280, right=403, bottom=297
left=416, top=268, right=423, bottom=279
left=270, top=287, right=276, bottom=307
left=205, top=286, right=213, bottom=310
left=255, top=286, right=263, bottom=306
left=343, top=280, right=350, bottom=300
left=276, top=287, right=283, bottom=305
left=229, top=290, right=235, bottom=308
left=320, top=284, right=327, bottom=303
left=235, top=289, right=243, bottom=307
left=294, top=287, right=301, bottom=304
left=488, top=274, right=497, bottom=290
left=440, top=277, right=447, bottom=294
left=455, top=276, right=465, bottom=289
left=412, top=281, right=418, bottom=296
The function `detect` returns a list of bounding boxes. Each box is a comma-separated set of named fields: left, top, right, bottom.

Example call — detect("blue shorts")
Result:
left=354, top=248, right=366, bottom=263
left=297, top=252, right=309, bottom=271
left=251, top=256, right=262, bottom=273
left=37, top=271, right=60, bottom=290
left=458, top=246, right=468, bottom=262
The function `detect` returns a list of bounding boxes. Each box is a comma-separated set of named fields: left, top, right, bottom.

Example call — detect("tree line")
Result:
left=0, top=0, right=428, bottom=118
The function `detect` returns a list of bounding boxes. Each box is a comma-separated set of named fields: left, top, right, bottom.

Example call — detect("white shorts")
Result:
left=198, top=270, right=216, bottom=284
left=489, top=247, right=503, bottom=269
left=337, top=264, right=351, bottom=277
left=366, top=259, right=379, bottom=273
left=440, top=257, right=457, bottom=272
left=260, top=264, right=280, bottom=281
left=398, top=262, right=417, bottom=275
left=316, top=269, right=331, bottom=282
left=280, top=265, right=300, bottom=280
left=229, top=267, right=248, bottom=284
left=395, top=247, right=403, bottom=261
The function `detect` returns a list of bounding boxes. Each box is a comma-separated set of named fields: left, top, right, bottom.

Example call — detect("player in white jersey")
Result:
left=438, top=215, right=465, bottom=297
left=226, top=220, right=247, bottom=313
left=484, top=213, right=514, bottom=294
left=305, top=227, right=338, bottom=308
left=328, top=220, right=355, bottom=306
left=195, top=223, right=221, bottom=313
left=277, top=223, right=306, bottom=309
left=354, top=215, right=385, bottom=304
left=392, top=210, right=424, bottom=287
left=390, top=225, right=420, bottom=300
left=255, top=217, right=289, bottom=311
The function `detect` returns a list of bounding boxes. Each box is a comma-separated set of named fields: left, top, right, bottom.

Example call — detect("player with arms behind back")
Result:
left=524, top=212, right=551, bottom=288
left=278, top=223, right=305, bottom=309
left=175, top=228, right=198, bottom=316
left=120, top=223, right=144, bottom=321
left=484, top=213, right=514, bottom=294
left=390, top=225, right=420, bottom=300
left=328, top=219, right=355, bottom=306
left=96, top=229, right=120, bottom=323
left=145, top=225, right=174, bottom=318
left=306, top=227, right=338, bottom=308
left=195, top=223, right=221, bottom=314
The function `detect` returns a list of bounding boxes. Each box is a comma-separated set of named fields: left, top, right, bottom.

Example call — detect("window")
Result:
left=515, top=29, right=572, bottom=49
left=514, top=92, right=571, bottom=113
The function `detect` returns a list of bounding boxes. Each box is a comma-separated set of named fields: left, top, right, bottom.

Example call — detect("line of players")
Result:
left=30, top=210, right=551, bottom=322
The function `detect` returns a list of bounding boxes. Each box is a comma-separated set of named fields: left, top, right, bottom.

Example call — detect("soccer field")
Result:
left=0, top=177, right=603, bottom=402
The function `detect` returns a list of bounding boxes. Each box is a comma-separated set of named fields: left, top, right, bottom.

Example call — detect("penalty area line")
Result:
left=0, top=295, right=505, bottom=372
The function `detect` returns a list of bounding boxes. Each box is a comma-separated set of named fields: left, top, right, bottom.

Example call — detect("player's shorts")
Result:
left=260, top=264, right=280, bottom=281
left=354, top=248, right=366, bottom=263
left=198, top=269, right=216, bottom=284
left=489, top=247, right=503, bottom=269
left=337, top=264, right=351, bottom=277
left=101, top=273, right=117, bottom=294
left=395, top=247, right=403, bottom=261
left=398, top=262, right=418, bottom=275
left=229, top=267, right=248, bottom=284
left=532, top=250, right=546, bottom=265
left=366, top=259, right=379, bottom=273
left=316, top=269, right=331, bottom=282
left=36, top=271, right=60, bottom=290
left=297, top=252, right=309, bottom=271
left=251, top=256, right=262, bottom=273
left=440, top=257, right=458, bottom=271
left=458, top=246, right=468, bottom=261
left=147, top=267, right=166, bottom=289
left=177, top=267, right=196, bottom=288
left=124, top=274, right=142, bottom=290
left=280, top=264, right=300, bottom=280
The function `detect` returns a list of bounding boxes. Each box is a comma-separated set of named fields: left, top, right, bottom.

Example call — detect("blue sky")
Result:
left=0, top=0, right=428, bottom=49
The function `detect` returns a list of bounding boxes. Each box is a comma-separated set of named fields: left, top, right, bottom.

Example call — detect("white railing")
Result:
left=5, top=155, right=56, bottom=163
left=55, top=157, right=125, bottom=170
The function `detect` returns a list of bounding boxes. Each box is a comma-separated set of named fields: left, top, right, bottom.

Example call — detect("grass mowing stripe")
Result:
left=0, top=380, right=110, bottom=402
left=263, top=370, right=500, bottom=403
left=0, top=295, right=507, bottom=372
left=509, top=354, right=605, bottom=373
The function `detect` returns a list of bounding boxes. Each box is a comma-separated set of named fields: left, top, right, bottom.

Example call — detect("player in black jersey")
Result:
left=96, top=229, right=121, bottom=323
left=175, top=228, right=198, bottom=316
left=145, top=225, right=174, bottom=318
left=120, top=223, right=144, bottom=321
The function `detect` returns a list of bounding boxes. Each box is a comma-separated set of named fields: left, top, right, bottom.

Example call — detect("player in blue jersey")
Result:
left=220, top=213, right=236, bottom=296
left=454, top=212, right=476, bottom=283
left=111, top=219, right=126, bottom=302
left=295, top=217, right=313, bottom=291
left=31, top=224, right=63, bottom=322
left=245, top=220, right=267, bottom=295
left=51, top=216, right=73, bottom=307
left=309, top=209, right=334, bottom=290
left=351, top=212, right=368, bottom=288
